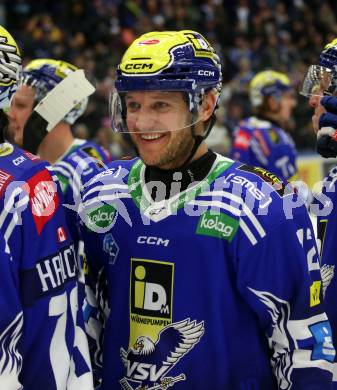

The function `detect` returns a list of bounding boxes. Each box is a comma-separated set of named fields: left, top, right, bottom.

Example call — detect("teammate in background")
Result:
left=230, top=70, right=298, bottom=181
left=0, top=27, right=93, bottom=389
left=7, top=59, right=111, bottom=282
left=79, top=30, right=334, bottom=389
left=301, top=37, right=337, bottom=386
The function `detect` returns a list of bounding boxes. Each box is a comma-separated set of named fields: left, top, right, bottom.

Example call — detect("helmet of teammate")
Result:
left=301, top=38, right=337, bottom=97
left=249, top=70, right=292, bottom=108
left=21, top=59, right=88, bottom=124
left=110, top=30, right=222, bottom=134
left=0, top=25, right=21, bottom=110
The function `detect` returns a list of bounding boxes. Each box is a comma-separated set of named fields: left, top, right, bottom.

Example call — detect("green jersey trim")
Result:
left=128, top=155, right=234, bottom=221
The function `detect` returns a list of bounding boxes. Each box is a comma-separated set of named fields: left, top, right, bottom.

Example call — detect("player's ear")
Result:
left=267, top=95, right=278, bottom=111
left=199, top=91, right=217, bottom=122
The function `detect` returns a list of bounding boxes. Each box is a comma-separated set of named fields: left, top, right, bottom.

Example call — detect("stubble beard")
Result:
left=140, top=128, right=194, bottom=169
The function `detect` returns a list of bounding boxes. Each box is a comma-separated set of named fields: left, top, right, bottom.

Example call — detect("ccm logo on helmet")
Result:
left=198, top=70, right=215, bottom=76
left=125, top=63, right=153, bottom=70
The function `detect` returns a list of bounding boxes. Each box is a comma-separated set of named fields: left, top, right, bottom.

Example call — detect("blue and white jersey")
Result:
left=80, top=154, right=334, bottom=389
left=0, top=143, right=93, bottom=389
left=314, top=164, right=337, bottom=384
left=230, top=116, right=297, bottom=181
left=52, top=138, right=111, bottom=292
left=52, top=138, right=111, bottom=243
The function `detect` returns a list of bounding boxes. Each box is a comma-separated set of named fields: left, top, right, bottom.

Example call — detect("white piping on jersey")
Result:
left=0, top=187, right=23, bottom=228
left=0, top=188, right=29, bottom=254
left=4, top=212, right=21, bottom=254
left=52, top=165, right=72, bottom=179
left=53, top=160, right=82, bottom=196
left=82, top=192, right=132, bottom=209
left=190, top=199, right=258, bottom=245
left=82, top=183, right=129, bottom=203
left=200, top=191, right=266, bottom=238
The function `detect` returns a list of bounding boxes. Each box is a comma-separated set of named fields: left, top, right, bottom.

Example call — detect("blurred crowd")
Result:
left=4, top=0, right=337, bottom=157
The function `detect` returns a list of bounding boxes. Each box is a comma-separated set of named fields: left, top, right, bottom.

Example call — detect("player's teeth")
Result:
left=141, top=134, right=162, bottom=140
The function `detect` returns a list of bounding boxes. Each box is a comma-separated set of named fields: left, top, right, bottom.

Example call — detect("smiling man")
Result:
left=80, top=30, right=335, bottom=389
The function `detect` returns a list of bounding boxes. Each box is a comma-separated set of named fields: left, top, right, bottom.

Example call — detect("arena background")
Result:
left=5, top=0, right=337, bottom=186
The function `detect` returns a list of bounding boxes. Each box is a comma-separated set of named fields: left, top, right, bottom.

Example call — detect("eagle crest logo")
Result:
left=119, top=318, right=204, bottom=389
left=321, top=264, right=335, bottom=298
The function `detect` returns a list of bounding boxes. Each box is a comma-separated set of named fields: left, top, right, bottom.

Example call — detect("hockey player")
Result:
left=7, top=59, right=112, bottom=284
left=79, top=30, right=335, bottom=389
left=301, top=37, right=337, bottom=384
left=230, top=70, right=298, bottom=181
left=0, top=27, right=93, bottom=388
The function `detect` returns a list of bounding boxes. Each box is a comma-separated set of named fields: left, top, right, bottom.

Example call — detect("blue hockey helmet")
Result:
left=301, top=38, right=337, bottom=97
left=110, top=30, right=222, bottom=133
left=249, top=70, right=292, bottom=108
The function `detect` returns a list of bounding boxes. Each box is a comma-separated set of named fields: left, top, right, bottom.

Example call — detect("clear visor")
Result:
left=109, top=88, right=211, bottom=134
left=300, top=65, right=336, bottom=97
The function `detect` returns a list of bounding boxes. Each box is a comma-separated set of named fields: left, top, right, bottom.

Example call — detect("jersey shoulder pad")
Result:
left=245, top=116, right=272, bottom=130
left=81, top=158, right=137, bottom=205
left=78, top=140, right=111, bottom=164
left=0, top=144, right=50, bottom=197
left=211, top=161, right=298, bottom=222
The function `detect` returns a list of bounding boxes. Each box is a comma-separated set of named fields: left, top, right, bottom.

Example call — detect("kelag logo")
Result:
left=130, top=259, right=173, bottom=321
left=196, top=211, right=239, bottom=242
left=87, top=204, right=116, bottom=229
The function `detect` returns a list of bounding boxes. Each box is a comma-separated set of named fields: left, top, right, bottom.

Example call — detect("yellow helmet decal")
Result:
left=119, top=30, right=216, bottom=75
left=324, top=38, right=337, bottom=50
left=25, top=59, right=78, bottom=79
left=250, top=70, right=290, bottom=91
left=0, top=25, right=21, bottom=87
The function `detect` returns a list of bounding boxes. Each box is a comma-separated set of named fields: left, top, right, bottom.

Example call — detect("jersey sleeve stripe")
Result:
left=199, top=191, right=266, bottom=238
left=82, top=184, right=129, bottom=203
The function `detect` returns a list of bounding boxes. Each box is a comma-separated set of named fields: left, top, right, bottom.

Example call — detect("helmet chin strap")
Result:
left=180, top=113, right=216, bottom=167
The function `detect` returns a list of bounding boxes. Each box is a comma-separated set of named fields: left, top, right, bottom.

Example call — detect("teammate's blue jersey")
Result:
left=0, top=143, right=93, bottom=389
left=313, top=165, right=337, bottom=385
left=52, top=138, right=111, bottom=241
left=230, top=116, right=297, bottom=181
left=80, top=154, right=334, bottom=389
left=52, top=138, right=111, bottom=288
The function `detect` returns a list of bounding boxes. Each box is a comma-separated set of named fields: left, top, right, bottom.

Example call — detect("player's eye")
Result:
left=126, top=101, right=140, bottom=112
left=152, top=101, right=169, bottom=111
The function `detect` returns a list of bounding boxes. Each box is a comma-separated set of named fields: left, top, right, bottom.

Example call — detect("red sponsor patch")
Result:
left=0, top=169, right=13, bottom=197
left=57, top=226, right=67, bottom=243
left=26, top=169, right=59, bottom=235
left=233, top=129, right=251, bottom=150
left=24, top=151, right=40, bottom=161
left=139, top=39, right=160, bottom=45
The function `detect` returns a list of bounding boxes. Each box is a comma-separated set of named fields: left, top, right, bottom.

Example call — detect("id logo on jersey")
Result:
left=129, top=259, right=174, bottom=350
left=130, top=259, right=173, bottom=320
